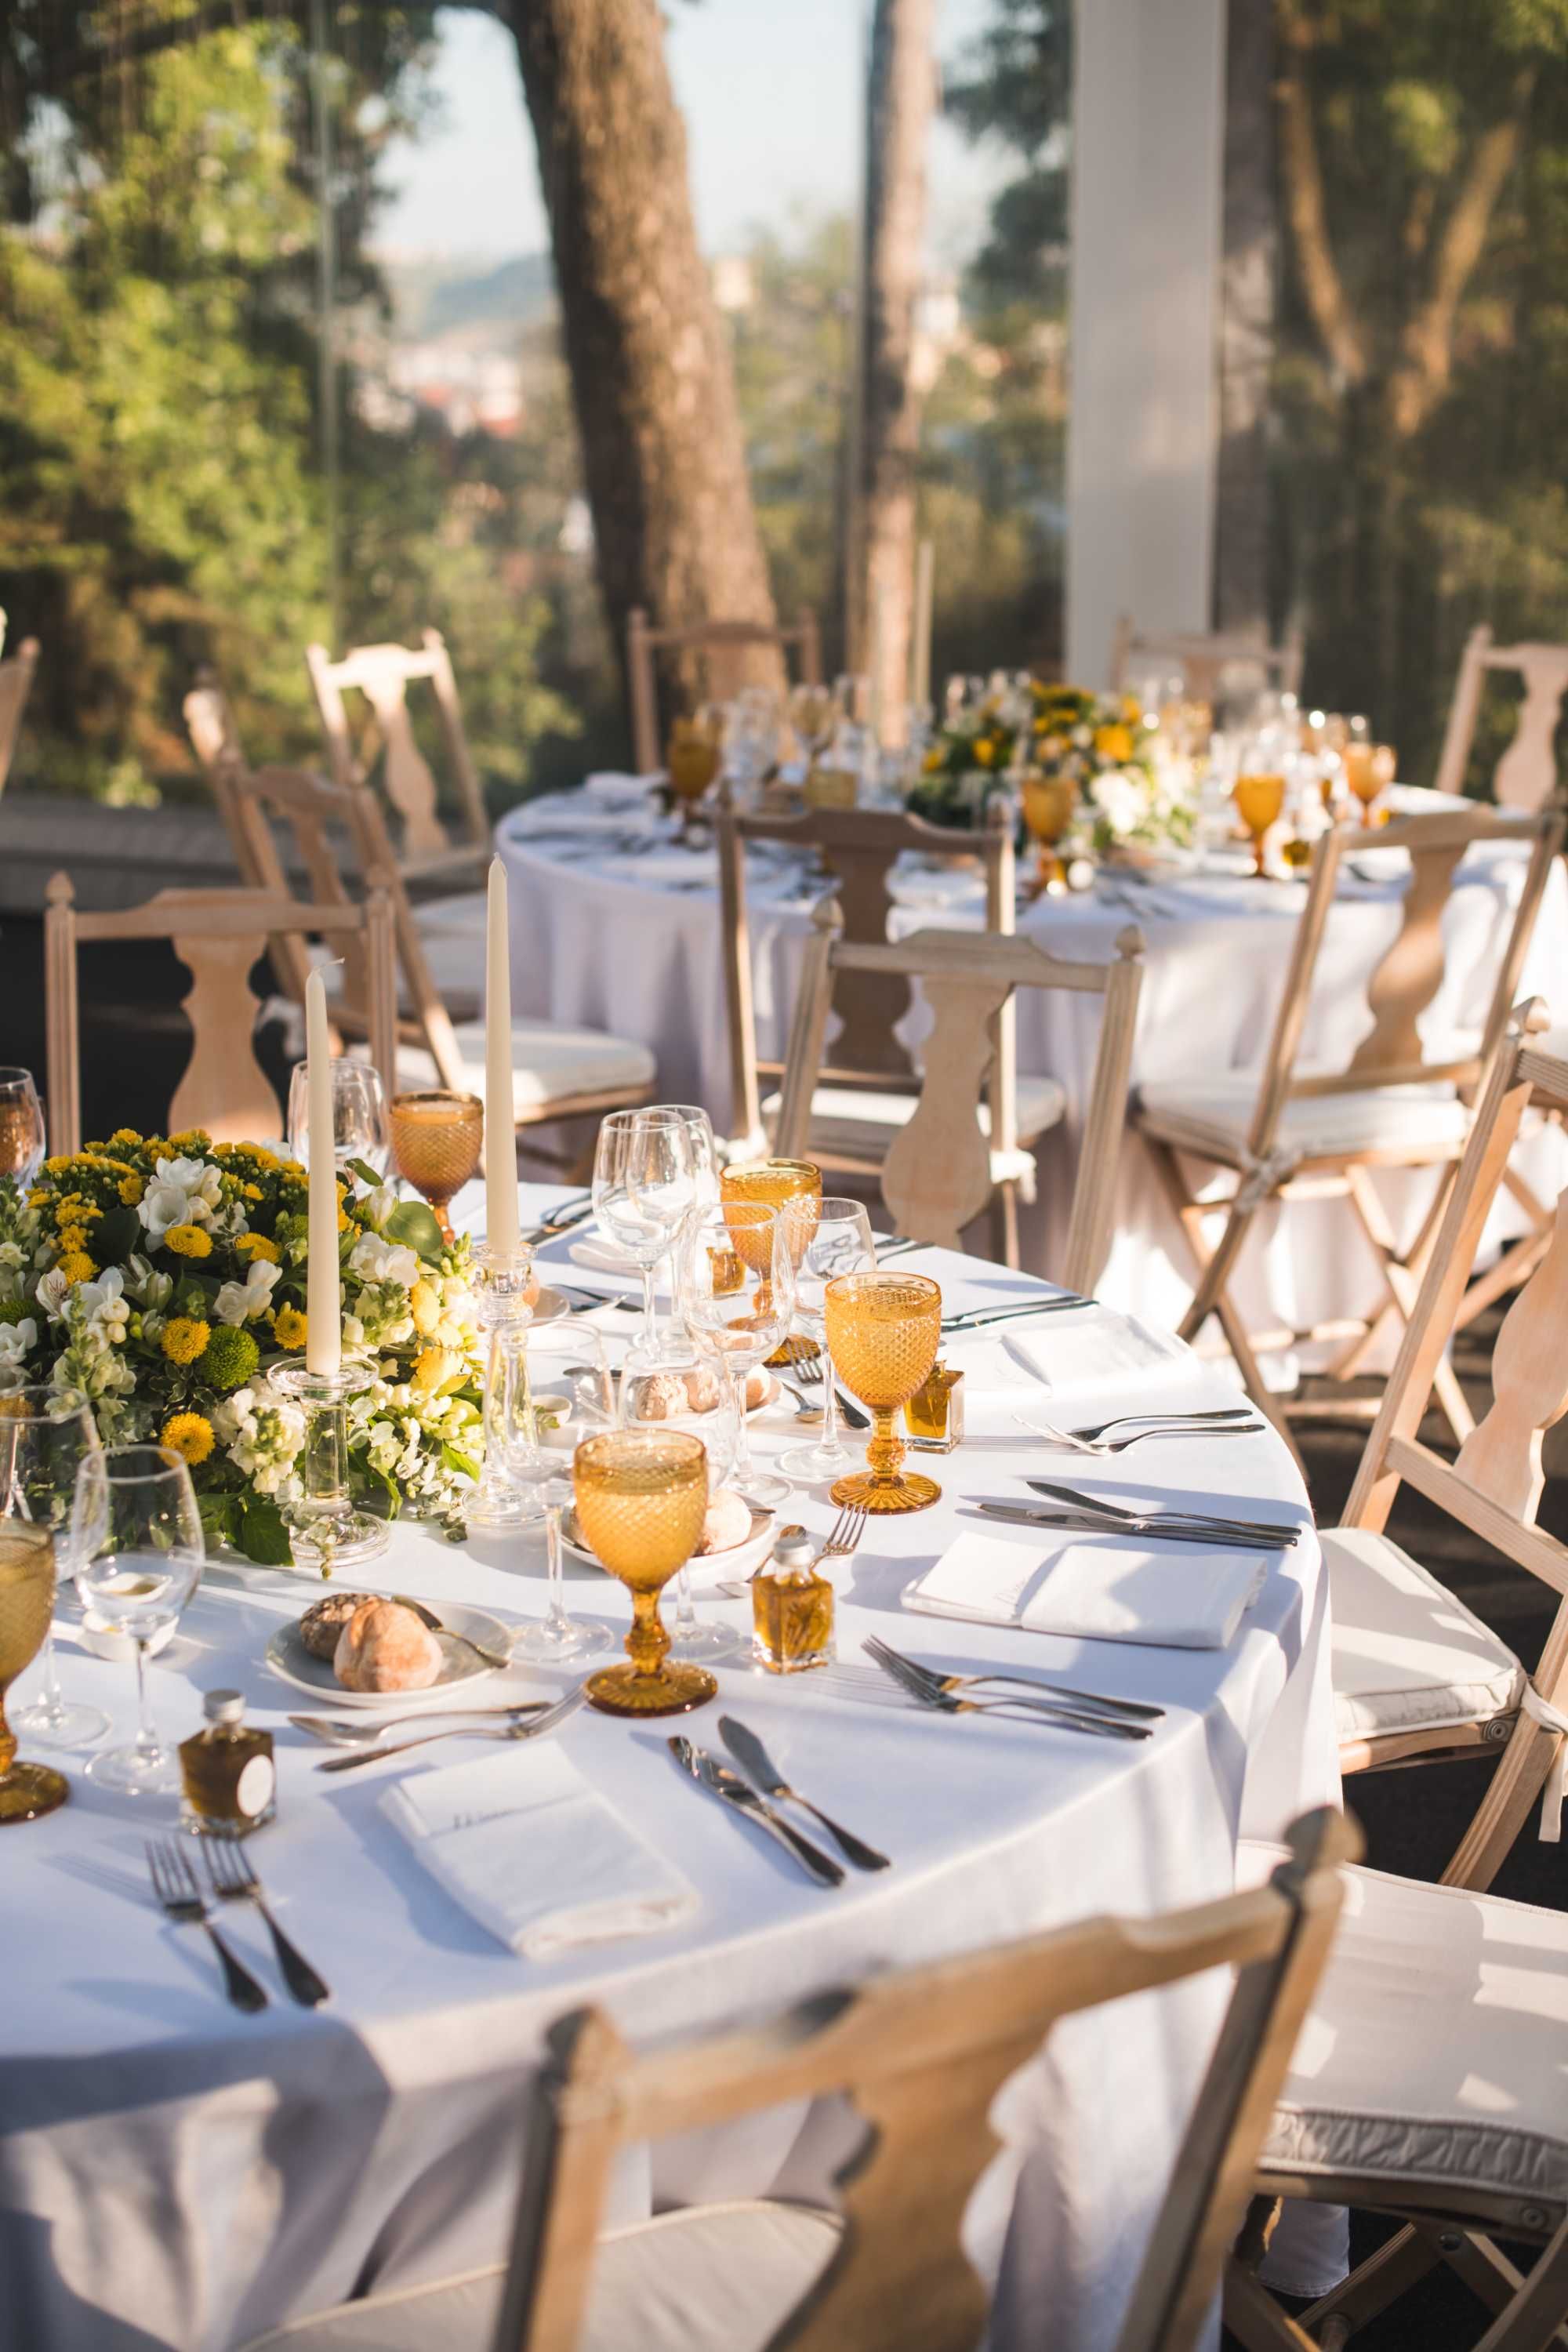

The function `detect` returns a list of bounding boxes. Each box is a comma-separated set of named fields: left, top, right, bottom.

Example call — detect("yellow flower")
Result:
left=56, top=1251, right=96, bottom=1283
left=161, top=1411, right=214, bottom=1467
left=1121, top=693, right=1142, bottom=724
left=1094, top=724, right=1134, bottom=764
left=412, top=1345, right=464, bottom=1398
left=107, top=1128, right=143, bottom=1149
left=234, top=1233, right=280, bottom=1264
left=274, top=1304, right=308, bottom=1350
left=163, top=1224, right=212, bottom=1259
left=43, top=1156, right=71, bottom=1176
left=162, top=1316, right=212, bottom=1366
left=973, top=738, right=996, bottom=767
left=337, top=1207, right=351, bottom=1232
left=167, top=1131, right=211, bottom=1154
left=242, top=1183, right=263, bottom=1202
left=118, top=1174, right=144, bottom=1205
left=409, top=1278, right=441, bottom=1337
left=921, top=747, right=944, bottom=773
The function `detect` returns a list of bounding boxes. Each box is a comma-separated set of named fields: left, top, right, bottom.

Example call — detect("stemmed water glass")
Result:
left=778, top=1198, right=877, bottom=1483
left=74, top=1445, right=205, bottom=1797
left=572, top=1428, right=712, bottom=1717
left=823, top=1272, right=943, bottom=1514
left=3, top=1387, right=110, bottom=1750
left=0, top=1068, right=45, bottom=1191
left=719, top=1160, right=821, bottom=1364
left=678, top=1199, right=795, bottom=1510
left=592, top=1109, right=698, bottom=1366
left=504, top=1325, right=614, bottom=1664
left=637, top=1103, right=719, bottom=1363
left=288, top=1059, right=390, bottom=1176
left=621, top=1354, right=743, bottom=1661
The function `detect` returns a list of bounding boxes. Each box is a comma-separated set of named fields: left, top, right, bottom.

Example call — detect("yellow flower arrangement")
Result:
left=273, top=1304, right=308, bottom=1350
left=164, top=1224, right=212, bottom=1259
left=161, top=1411, right=215, bottom=1466
left=162, top=1316, right=212, bottom=1365
left=234, top=1233, right=280, bottom=1264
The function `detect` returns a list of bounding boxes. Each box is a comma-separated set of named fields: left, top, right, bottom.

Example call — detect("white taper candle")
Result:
left=485, top=855, right=519, bottom=1257
left=303, top=969, right=342, bottom=1377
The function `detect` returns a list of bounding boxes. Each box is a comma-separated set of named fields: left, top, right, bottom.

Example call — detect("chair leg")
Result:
left=1442, top=1711, right=1563, bottom=1892
left=1297, top=2223, right=1443, bottom=2338
left=1223, top=2260, right=1323, bottom=2350
left=1336, top=1165, right=1474, bottom=1443
left=989, top=1178, right=1021, bottom=1270
left=1467, top=2214, right=1568, bottom=2352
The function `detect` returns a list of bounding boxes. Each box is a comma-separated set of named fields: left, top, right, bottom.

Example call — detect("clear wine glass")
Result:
left=778, top=1197, right=877, bottom=1483
left=592, top=1109, right=697, bottom=1367
left=0, top=1068, right=45, bottom=1192
left=621, top=1354, right=743, bottom=1661
left=287, top=1058, right=390, bottom=1175
left=641, top=1103, right=719, bottom=1363
left=504, top=1325, right=614, bottom=1664
left=677, top=1199, right=794, bottom=1509
left=3, top=1387, right=110, bottom=1748
left=74, top=1445, right=204, bottom=1797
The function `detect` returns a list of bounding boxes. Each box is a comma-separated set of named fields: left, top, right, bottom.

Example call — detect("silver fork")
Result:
left=203, top=1836, right=330, bottom=2008
left=146, top=1839, right=269, bottom=2013
left=862, top=1633, right=1163, bottom=1722
left=864, top=1642, right=1151, bottom=1740
left=716, top=1502, right=866, bottom=1599
left=316, top=1684, right=586, bottom=1773
left=1070, top=1408, right=1258, bottom=1443
left=289, top=1700, right=551, bottom=1747
left=1011, top=1410, right=1265, bottom=1457
left=787, top=1352, right=870, bottom=1429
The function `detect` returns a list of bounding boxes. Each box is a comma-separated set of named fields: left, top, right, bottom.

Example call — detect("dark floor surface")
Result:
left=2, top=910, right=1562, bottom=2348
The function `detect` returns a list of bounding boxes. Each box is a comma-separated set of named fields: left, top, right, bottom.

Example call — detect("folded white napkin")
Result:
left=383, top=1743, right=698, bottom=1958
left=569, top=1236, right=644, bottom=1276
left=902, top=1528, right=1265, bottom=1650
left=583, top=769, right=660, bottom=803
left=947, top=1305, right=1192, bottom=1401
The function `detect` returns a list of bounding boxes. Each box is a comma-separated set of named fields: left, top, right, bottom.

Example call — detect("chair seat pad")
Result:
left=1134, top=1075, right=1469, bottom=1165
left=397, top=1020, right=655, bottom=1116
left=761, top=1074, right=1065, bottom=1166
left=1240, top=1851, right=1568, bottom=2223
left=236, top=2198, right=843, bottom=2352
left=1325, top=1525, right=1524, bottom=1749
left=412, top=891, right=487, bottom=936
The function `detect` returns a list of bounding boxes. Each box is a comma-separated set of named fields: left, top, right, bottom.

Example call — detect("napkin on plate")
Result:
left=569, top=1236, right=643, bottom=1277
left=947, top=1305, right=1194, bottom=1401
left=382, top=1743, right=698, bottom=1958
left=902, top=1528, right=1265, bottom=1650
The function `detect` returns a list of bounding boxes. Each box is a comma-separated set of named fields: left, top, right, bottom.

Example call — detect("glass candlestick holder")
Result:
left=268, top=1359, right=390, bottom=1575
left=465, top=1245, right=538, bottom=1532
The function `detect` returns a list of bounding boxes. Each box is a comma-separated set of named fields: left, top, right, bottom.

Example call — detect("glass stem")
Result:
left=818, top=1341, right=840, bottom=1457
left=674, top=1555, right=697, bottom=1634
left=727, top=1362, right=756, bottom=1485
left=544, top=1501, right=569, bottom=1630
left=132, top=1638, right=162, bottom=1765
left=640, top=1264, right=658, bottom=1352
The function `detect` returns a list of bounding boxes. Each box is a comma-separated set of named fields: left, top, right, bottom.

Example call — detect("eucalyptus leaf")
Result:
left=348, top=1157, right=383, bottom=1191
left=384, top=1200, right=445, bottom=1263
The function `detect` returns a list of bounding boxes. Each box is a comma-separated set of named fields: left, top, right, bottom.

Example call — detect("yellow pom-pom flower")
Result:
left=163, top=1224, right=212, bottom=1259
left=273, top=1304, right=308, bottom=1350
left=162, top=1316, right=212, bottom=1366
left=161, top=1411, right=214, bottom=1467
left=234, top=1233, right=280, bottom=1264
left=56, top=1251, right=96, bottom=1284
left=118, top=1174, right=144, bottom=1205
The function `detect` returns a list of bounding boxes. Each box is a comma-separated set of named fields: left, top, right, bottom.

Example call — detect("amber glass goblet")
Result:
left=1233, top=771, right=1286, bottom=877
left=666, top=714, right=722, bottom=825
left=390, top=1090, right=485, bottom=1242
left=823, top=1272, right=943, bottom=1514
left=721, top=1160, right=821, bottom=1362
left=573, top=1429, right=713, bottom=1717
left=0, top=1522, right=66, bottom=1823
left=1020, top=771, right=1077, bottom=894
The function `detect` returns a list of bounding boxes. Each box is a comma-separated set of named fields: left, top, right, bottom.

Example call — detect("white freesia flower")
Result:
left=212, top=1259, right=281, bottom=1326
left=34, top=1266, right=72, bottom=1320
left=0, top=1319, right=37, bottom=1364
left=361, top=1183, right=398, bottom=1231
left=137, top=1155, right=224, bottom=1239
left=349, top=1232, right=419, bottom=1290
left=74, top=1268, right=129, bottom=1342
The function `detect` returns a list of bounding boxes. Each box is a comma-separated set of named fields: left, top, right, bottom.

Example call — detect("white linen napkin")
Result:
left=947, top=1305, right=1193, bottom=1401
left=382, top=1743, right=698, bottom=1958
left=569, top=1236, right=643, bottom=1277
left=583, top=769, right=660, bottom=803
left=902, top=1528, right=1265, bottom=1650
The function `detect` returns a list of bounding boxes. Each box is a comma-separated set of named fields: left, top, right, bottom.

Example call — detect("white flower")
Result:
left=74, top=1268, right=129, bottom=1343
left=361, top=1183, right=398, bottom=1231
left=0, top=1241, right=24, bottom=1270
left=213, top=1259, right=281, bottom=1326
left=1089, top=768, right=1146, bottom=839
left=0, top=1319, right=36, bottom=1363
left=35, top=1267, right=72, bottom=1320
left=137, top=1155, right=223, bottom=1239
left=349, top=1232, right=419, bottom=1290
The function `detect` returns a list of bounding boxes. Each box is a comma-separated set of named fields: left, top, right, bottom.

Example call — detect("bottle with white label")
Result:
left=179, top=1690, right=276, bottom=1836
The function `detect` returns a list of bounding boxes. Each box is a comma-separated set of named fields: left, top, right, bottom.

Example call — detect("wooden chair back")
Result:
left=0, top=630, right=39, bottom=799
left=1432, top=622, right=1568, bottom=811
left=1109, top=617, right=1302, bottom=706
left=43, top=874, right=395, bottom=1156
left=500, top=1808, right=1356, bottom=2352
left=1241, top=804, right=1563, bottom=1169
left=717, top=794, right=1016, bottom=1156
left=306, top=630, right=488, bottom=878
left=1342, top=1004, right=1568, bottom=1878
left=775, top=898, right=1144, bottom=1287
left=627, top=604, right=821, bottom=775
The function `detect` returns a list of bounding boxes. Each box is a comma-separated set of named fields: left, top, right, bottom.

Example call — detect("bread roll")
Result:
left=683, top=1365, right=722, bottom=1413
left=696, top=1488, right=753, bottom=1555
left=334, top=1598, right=443, bottom=1693
left=626, top=1370, right=691, bottom=1422
left=299, top=1590, right=375, bottom=1661
left=742, top=1365, right=771, bottom=1409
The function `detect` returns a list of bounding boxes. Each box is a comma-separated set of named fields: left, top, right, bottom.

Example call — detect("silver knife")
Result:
left=668, top=1737, right=844, bottom=1886
left=717, top=1715, right=890, bottom=1871
left=1024, top=1479, right=1300, bottom=1544
left=976, top=1501, right=1285, bottom=1551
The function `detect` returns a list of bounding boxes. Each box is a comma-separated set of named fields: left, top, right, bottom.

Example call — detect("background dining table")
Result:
left=2, top=1184, right=1339, bottom=2352
left=495, top=780, right=1568, bottom=1372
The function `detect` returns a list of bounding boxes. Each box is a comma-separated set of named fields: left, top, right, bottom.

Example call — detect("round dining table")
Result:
left=495, top=780, right=1568, bottom=1359
left=2, top=1185, right=1339, bottom=2352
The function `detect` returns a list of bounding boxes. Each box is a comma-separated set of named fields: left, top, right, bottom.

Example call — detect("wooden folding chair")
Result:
left=627, top=604, right=820, bottom=776
left=1135, top=802, right=1564, bottom=1454
left=236, top=1809, right=1356, bottom=2352
left=775, top=898, right=1144, bottom=1294
left=1433, top=621, right=1568, bottom=811
left=306, top=631, right=489, bottom=895
left=42, top=874, right=395, bottom=1155
left=0, top=626, right=39, bottom=800
left=1109, top=616, right=1303, bottom=706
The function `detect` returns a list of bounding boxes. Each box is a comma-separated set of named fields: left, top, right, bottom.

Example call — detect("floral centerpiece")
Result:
left=0, top=1130, right=485, bottom=1564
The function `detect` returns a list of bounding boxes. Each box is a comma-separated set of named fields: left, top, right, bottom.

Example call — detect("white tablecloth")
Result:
left=496, top=789, right=1568, bottom=1354
left=2, top=1187, right=1338, bottom=2352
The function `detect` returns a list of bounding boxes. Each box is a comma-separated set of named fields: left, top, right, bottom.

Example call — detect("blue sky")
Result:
left=376, top=0, right=1011, bottom=266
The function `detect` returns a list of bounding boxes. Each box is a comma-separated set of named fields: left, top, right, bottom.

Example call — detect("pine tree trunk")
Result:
left=1213, top=0, right=1275, bottom=641
left=509, top=0, right=781, bottom=725
left=851, top=0, right=936, bottom=741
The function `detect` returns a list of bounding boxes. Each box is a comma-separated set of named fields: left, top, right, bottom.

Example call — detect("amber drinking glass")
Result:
left=1233, top=771, right=1286, bottom=877
left=0, top=1523, right=65, bottom=1822
left=1020, top=772, right=1077, bottom=894
left=823, top=1272, right=943, bottom=1513
left=666, top=714, right=722, bottom=820
left=390, top=1090, right=485, bottom=1242
left=572, top=1429, right=713, bottom=1716
left=1345, top=742, right=1396, bottom=822
left=721, top=1160, right=821, bottom=1360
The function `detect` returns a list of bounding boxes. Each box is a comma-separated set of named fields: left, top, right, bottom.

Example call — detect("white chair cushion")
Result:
left=411, top=893, right=487, bottom=1000
left=1134, top=1074, right=1469, bottom=1165
left=1325, top=1525, right=1524, bottom=1750
left=761, top=1074, right=1065, bottom=1167
left=397, top=1020, right=655, bottom=1116
left=412, top=891, right=486, bottom=938
left=1240, top=1850, right=1568, bottom=2223
left=236, top=2198, right=843, bottom=2352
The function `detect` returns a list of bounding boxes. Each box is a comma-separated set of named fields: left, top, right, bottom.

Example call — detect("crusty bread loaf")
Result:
left=333, top=1598, right=443, bottom=1693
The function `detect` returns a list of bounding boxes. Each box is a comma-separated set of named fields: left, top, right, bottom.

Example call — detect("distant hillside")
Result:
left=386, top=252, right=556, bottom=341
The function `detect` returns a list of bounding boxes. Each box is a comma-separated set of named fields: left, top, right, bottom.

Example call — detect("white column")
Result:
left=1065, top=0, right=1226, bottom=687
